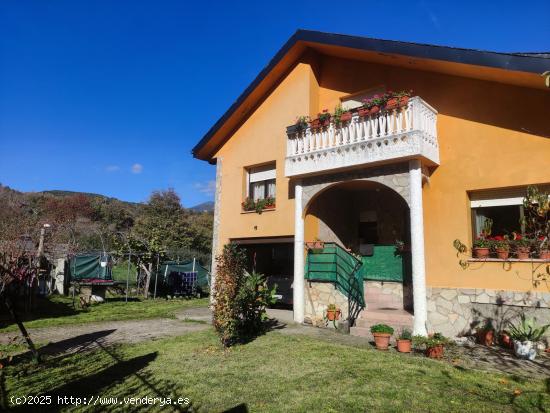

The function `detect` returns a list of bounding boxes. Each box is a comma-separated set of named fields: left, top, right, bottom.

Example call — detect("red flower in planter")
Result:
left=492, top=235, right=505, bottom=241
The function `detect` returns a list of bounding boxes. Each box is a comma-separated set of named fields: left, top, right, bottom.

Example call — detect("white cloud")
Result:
left=193, top=180, right=216, bottom=195
left=131, top=163, right=143, bottom=174
left=105, top=165, right=120, bottom=172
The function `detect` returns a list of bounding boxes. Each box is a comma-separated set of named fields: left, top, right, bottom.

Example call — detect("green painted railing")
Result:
left=305, top=243, right=365, bottom=315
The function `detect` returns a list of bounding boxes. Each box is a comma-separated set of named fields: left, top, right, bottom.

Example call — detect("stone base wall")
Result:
left=427, top=287, right=550, bottom=338
left=365, top=281, right=412, bottom=310
left=304, top=281, right=349, bottom=326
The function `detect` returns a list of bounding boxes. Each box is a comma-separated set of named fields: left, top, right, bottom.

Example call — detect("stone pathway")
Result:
left=0, top=317, right=209, bottom=357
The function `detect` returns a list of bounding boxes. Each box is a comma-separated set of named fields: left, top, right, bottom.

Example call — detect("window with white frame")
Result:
left=340, top=86, right=386, bottom=110
left=469, top=187, right=528, bottom=238
left=247, top=163, right=276, bottom=201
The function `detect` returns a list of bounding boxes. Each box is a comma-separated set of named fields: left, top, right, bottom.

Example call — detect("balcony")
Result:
left=284, top=96, right=439, bottom=177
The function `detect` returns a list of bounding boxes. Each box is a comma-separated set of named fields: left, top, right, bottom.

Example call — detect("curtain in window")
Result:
left=252, top=182, right=265, bottom=201
left=474, top=209, right=487, bottom=237
left=267, top=181, right=276, bottom=198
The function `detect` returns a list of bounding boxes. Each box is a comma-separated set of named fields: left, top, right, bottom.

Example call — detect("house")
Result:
left=193, top=30, right=550, bottom=337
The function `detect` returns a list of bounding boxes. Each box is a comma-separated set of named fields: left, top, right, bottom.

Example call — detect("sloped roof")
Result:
left=193, top=30, right=550, bottom=161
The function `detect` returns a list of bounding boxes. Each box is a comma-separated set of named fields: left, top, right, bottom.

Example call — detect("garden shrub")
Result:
left=212, top=243, right=276, bottom=347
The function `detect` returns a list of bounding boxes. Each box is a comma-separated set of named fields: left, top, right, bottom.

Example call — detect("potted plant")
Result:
left=413, top=333, right=450, bottom=358
left=508, top=314, right=550, bottom=360
left=287, top=115, right=309, bottom=135
left=512, top=234, right=532, bottom=259
left=476, top=319, right=495, bottom=346
left=396, top=328, right=412, bottom=353
left=361, top=94, right=387, bottom=116
left=306, top=239, right=324, bottom=253
left=492, top=235, right=510, bottom=260
left=326, top=304, right=341, bottom=321
left=472, top=238, right=491, bottom=259
left=396, top=89, right=413, bottom=107
left=537, top=236, right=550, bottom=260
left=370, top=324, right=394, bottom=350
left=242, top=197, right=256, bottom=212
left=499, top=330, right=514, bottom=349
left=333, top=104, right=352, bottom=126
left=318, top=109, right=331, bottom=127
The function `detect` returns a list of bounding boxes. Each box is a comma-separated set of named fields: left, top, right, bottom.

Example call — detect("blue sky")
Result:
left=1, top=1, right=548, bottom=206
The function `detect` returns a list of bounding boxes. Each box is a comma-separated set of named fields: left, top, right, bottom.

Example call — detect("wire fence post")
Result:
left=153, top=253, right=159, bottom=299
left=126, top=247, right=132, bottom=303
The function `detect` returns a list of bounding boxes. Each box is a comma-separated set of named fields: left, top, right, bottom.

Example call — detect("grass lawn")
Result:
left=0, top=295, right=209, bottom=332
left=4, top=329, right=549, bottom=412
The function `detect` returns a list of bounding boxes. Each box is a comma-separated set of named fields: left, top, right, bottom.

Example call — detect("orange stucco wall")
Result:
left=213, top=62, right=319, bottom=247
left=213, top=52, right=550, bottom=292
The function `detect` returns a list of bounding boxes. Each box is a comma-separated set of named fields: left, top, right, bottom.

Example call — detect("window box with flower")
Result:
left=241, top=197, right=276, bottom=214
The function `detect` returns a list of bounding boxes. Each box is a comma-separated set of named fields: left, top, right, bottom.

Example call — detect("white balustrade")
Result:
left=285, top=96, right=439, bottom=177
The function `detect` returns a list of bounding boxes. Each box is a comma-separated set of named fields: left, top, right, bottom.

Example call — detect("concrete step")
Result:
left=356, top=308, right=413, bottom=327
left=350, top=307, right=413, bottom=339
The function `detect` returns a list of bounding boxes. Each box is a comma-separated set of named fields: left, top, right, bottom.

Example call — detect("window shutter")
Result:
left=469, top=186, right=549, bottom=208
left=249, top=165, right=276, bottom=183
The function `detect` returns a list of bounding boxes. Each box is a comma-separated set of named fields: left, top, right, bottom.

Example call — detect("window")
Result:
left=340, top=86, right=386, bottom=110
left=247, top=163, right=276, bottom=201
left=470, top=188, right=527, bottom=238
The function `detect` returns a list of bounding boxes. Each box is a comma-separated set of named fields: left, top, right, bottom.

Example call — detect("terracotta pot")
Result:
left=477, top=329, right=494, bottom=346
left=326, top=309, right=341, bottom=321
left=357, top=108, right=370, bottom=117
left=319, top=117, right=331, bottom=127
left=396, top=339, right=412, bottom=353
left=340, top=112, right=352, bottom=122
left=500, top=333, right=514, bottom=349
left=369, top=105, right=380, bottom=115
left=516, top=247, right=530, bottom=260
left=496, top=249, right=509, bottom=260
left=426, top=345, right=444, bottom=358
left=473, top=247, right=490, bottom=259
left=399, top=96, right=410, bottom=106
left=385, top=98, right=399, bottom=109
left=373, top=332, right=391, bottom=350
left=309, top=119, right=320, bottom=129
left=539, top=250, right=550, bottom=260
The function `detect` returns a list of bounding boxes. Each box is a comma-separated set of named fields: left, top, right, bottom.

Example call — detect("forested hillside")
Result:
left=0, top=184, right=213, bottom=266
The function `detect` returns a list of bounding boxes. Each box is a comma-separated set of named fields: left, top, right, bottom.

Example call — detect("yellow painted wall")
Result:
left=213, top=62, right=319, bottom=250
left=214, top=52, right=550, bottom=292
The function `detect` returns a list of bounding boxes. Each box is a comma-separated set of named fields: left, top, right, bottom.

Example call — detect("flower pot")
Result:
left=340, top=112, right=352, bottom=122
left=396, top=339, right=412, bottom=353
left=426, top=344, right=444, bottom=358
left=477, top=329, right=494, bottom=346
left=320, top=118, right=331, bottom=127
left=373, top=332, right=391, bottom=350
left=369, top=105, right=380, bottom=115
left=516, top=247, right=530, bottom=260
left=473, top=247, right=490, bottom=259
left=500, top=333, right=514, bottom=349
left=309, top=119, right=321, bottom=129
left=399, top=96, right=410, bottom=107
left=385, top=98, right=399, bottom=109
left=326, top=309, right=341, bottom=321
left=496, top=249, right=509, bottom=260
left=539, top=250, right=550, bottom=260
left=357, top=108, right=370, bottom=117
left=513, top=340, right=537, bottom=360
